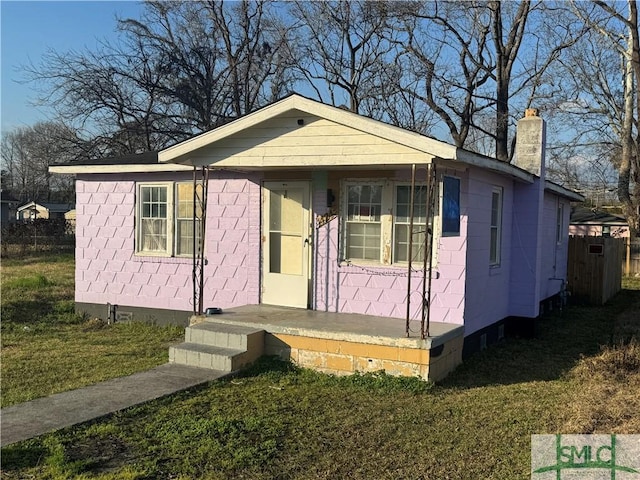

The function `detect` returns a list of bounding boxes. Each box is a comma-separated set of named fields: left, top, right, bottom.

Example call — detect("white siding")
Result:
left=192, top=110, right=431, bottom=168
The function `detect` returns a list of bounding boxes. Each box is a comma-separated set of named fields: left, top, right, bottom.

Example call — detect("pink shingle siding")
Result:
left=75, top=172, right=261, bottom=314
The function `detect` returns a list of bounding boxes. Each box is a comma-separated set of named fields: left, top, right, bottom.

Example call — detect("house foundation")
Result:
left=190, top=305, right=464, bottom=382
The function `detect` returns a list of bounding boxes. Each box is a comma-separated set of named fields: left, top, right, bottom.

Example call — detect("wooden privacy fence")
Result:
left=568, top=236, right=624, bottom=305
left=624, top=239, right=640, bottom=276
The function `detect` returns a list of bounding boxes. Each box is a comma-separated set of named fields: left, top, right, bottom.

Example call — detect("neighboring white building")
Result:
left=16, top=202, right=74, bottom=221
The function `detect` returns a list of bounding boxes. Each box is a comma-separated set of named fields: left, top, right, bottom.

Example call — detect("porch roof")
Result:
left=192, top=304, right=464, bottom=350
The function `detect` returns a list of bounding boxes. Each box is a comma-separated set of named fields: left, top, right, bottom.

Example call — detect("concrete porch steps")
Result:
left=169, top=321, right=265, bottom=372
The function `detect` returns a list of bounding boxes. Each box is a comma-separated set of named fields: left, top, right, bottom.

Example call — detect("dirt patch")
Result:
left=65, top=434, right=136, bottom=473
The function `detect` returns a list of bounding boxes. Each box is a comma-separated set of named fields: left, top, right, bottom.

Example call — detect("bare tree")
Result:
left=400, top=1, right=494, bottom=146
left=558, top=0, right=639, bottom=235
left=1, top=122, right=84, bottom=202
left=288, top=0, right=405, bottom=114
left=397, top=1, right=584, bottom=160
left=27, top=0, right=296, bottom=154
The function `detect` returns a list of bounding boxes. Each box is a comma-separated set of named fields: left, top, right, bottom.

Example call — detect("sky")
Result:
left=1, top=1, right=144, bottom=133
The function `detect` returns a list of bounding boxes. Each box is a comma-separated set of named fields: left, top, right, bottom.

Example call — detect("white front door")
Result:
left=262, top=181, right=311, bottom=308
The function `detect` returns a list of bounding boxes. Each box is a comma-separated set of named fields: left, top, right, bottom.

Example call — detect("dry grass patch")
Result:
left=561, top=280, right=640, bottom=434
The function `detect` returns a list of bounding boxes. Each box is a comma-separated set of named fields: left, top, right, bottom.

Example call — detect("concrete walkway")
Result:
left=1, top=363, right=224, bottom=447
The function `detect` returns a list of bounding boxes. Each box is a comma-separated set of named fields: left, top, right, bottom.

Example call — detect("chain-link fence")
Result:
left=1, top=219, right=74, bottom=257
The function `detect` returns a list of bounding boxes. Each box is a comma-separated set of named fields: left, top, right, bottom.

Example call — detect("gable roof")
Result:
left=17, top=202, right=74, bottom=213
left=48, top=93, right=581, bottom=201
left=570, top=206, right=628, bottom=226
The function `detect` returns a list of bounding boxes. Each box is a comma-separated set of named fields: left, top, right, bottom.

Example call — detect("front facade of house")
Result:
left=52, top=95, right=581, bottom=364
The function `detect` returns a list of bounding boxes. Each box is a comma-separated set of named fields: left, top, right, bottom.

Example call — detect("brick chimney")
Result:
left=513, top=108, right=546, bottom=178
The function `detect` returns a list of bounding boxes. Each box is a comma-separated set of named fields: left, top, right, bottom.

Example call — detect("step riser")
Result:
left=169, top=347, right=259, bottom=371
left=184, top=328, right=264, bottom=351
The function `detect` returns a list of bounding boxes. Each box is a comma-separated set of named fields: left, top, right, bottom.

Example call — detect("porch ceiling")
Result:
left=192, top=305, right=463, bottom=350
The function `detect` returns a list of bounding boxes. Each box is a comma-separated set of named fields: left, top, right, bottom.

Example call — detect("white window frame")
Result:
left=136, top=181, right=200, bottom=257
left=490, top=186, right=503, bottom=266
left=137, top=182, right=173, bottom=256
left=393, top=183, right=431, bottom=265
left=342, top=181, right=385, bottom=263
left=340, top=179, right=444, bottom=266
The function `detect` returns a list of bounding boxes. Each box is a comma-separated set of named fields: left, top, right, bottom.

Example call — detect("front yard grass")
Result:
left=1, top=258, right=638, bottom=479
left=0, top=253, right=184, bottom=407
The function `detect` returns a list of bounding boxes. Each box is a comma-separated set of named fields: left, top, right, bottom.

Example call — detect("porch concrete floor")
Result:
left=194, top=305, right=463, bottom=349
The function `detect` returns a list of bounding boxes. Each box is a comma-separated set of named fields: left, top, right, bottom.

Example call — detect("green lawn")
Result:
left=0, top=253, right=184, bottom=407
left=1, top=256, right=639, bottom=479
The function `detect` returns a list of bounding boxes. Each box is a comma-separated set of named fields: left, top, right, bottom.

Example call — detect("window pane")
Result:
left=177, top=183, right=194, bottom=219
left=442, top=176, right=460, bottom=235
left=347, top=184, right=382, bottom=222
left=490, top=188, right=502, bottom=265
left=491, top=192, right=500, bottom=226
left=556, top=204, right=563, bottom=243
left=396, top=204, right=408, bottom=223
left=176, top=218, right=203, bottom=256
left=346, top=222, right=380, bottom=261
left=394, top=224, right=426, bottom=263
left=141, top=218, right=167, bottom=252
left=490, top=227, right=498, bottom=263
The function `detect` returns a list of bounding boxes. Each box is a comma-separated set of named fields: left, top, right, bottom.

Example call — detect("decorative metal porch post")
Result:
left=421, top=163, right=437, bottom=339
left=192, top=166, right=209, bottom=316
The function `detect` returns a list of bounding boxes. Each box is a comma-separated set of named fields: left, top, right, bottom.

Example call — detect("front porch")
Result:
left=188, top=305, right=464, bottom=382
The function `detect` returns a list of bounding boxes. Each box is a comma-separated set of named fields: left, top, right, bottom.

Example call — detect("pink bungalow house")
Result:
left=51, top=95, right=582, bottom=381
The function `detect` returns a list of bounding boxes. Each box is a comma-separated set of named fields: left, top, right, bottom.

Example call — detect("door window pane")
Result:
left=269, top=188, right=303, bottom=275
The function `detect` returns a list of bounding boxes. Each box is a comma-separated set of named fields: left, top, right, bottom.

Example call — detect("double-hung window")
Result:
left=490, top=187, right=503, bottom=266
left=136, top=182, right=201, bottom=257
left=175, top=183, right=203, bottom=256
left=345, top=184, right=383, bottom=261
left=139, top=184, right=170, bottom=254
left=394, top=185, right=428, bottom=263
